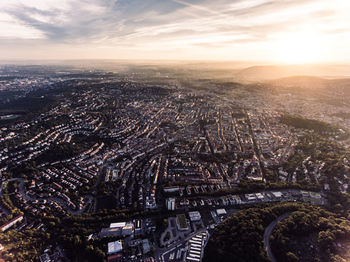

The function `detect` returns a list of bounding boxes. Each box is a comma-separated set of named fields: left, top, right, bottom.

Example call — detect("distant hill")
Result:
left=235, top=65, right=298, bottom=82
left=234, top=64, right=350, bottom=82
left=268, top=76, right=350, bottom=89
left=269, top=76, right=329, bottom=88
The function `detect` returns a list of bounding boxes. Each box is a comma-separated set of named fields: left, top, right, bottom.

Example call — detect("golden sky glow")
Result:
left=273, top=30, right=325, bottom=64
left=0, top=0, right=350, bottom=63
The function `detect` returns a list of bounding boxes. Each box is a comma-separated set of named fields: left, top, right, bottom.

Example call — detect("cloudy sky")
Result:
left=0, top=0, right=349, bottom=63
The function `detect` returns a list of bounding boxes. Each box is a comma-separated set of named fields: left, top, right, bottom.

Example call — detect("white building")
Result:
left=166, top=198, right=176, bottom=211
left=108, top=240, right=123, bottom=255
left=188, top=211, right=201, bottom=222
left=216, top=208, right=227, bottom=217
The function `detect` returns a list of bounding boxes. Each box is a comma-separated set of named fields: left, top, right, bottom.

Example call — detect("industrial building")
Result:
left=100, top=221, right=134, bottom=238
left=107, top=240, right=123, bottom=255
left=188, top=211, right=201, bottom=222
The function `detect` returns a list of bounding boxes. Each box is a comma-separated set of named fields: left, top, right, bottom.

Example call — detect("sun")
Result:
left=273, top=30, right=325, bottom=64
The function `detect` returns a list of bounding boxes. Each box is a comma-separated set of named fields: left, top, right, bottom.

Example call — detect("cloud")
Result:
left=0, top=0, right=349, bottom=62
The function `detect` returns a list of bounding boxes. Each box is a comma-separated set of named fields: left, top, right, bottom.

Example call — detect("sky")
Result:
left=0, top=0, right=350, bottom=63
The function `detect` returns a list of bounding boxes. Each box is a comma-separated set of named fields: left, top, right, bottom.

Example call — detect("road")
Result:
left=12, top=178, right=92, bottom=215
left=0, top=181, right=10, bottom=216
left=264, top=212, right=292, bottom=262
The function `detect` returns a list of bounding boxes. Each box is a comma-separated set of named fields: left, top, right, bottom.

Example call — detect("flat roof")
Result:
left=186, top=257, right=200, bottom=262
left=271, top=191, right=282, bottom=197
left=310, top=192, right=321, bottom=198
left=256, top=193, right=264, bottom=199
left=191, top=240, right=202, bottom=244
left=188, top=253, right=201, bottom=258
left=189, top=239, right=202, bottom=243
left=101, top=227, right=121, bottom=233
left=108, top=240, right=123, bottom=254
left=192, top=236, right=203, bottom=240
left=110, top=222, right=126, bottom=228
left=216, top=208, right=227, bottom=215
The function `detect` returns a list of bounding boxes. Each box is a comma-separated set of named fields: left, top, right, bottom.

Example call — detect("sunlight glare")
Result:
left=273, top=30, right=325, bottom=64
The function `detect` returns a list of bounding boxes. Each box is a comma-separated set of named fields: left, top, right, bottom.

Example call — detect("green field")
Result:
left=176, top=214, right=187, bottom=230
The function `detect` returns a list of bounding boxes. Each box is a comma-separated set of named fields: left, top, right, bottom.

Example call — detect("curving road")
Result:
left=11, top=178, right=93, bottom=215
left=264, top=212, right=292, bottom=262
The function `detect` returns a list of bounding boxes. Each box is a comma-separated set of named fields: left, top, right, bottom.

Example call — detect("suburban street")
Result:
left=13, top=178, right=93, bottom=215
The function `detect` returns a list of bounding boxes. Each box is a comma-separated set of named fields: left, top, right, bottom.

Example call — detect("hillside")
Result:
left=234, top=64, right=350, bottom=83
